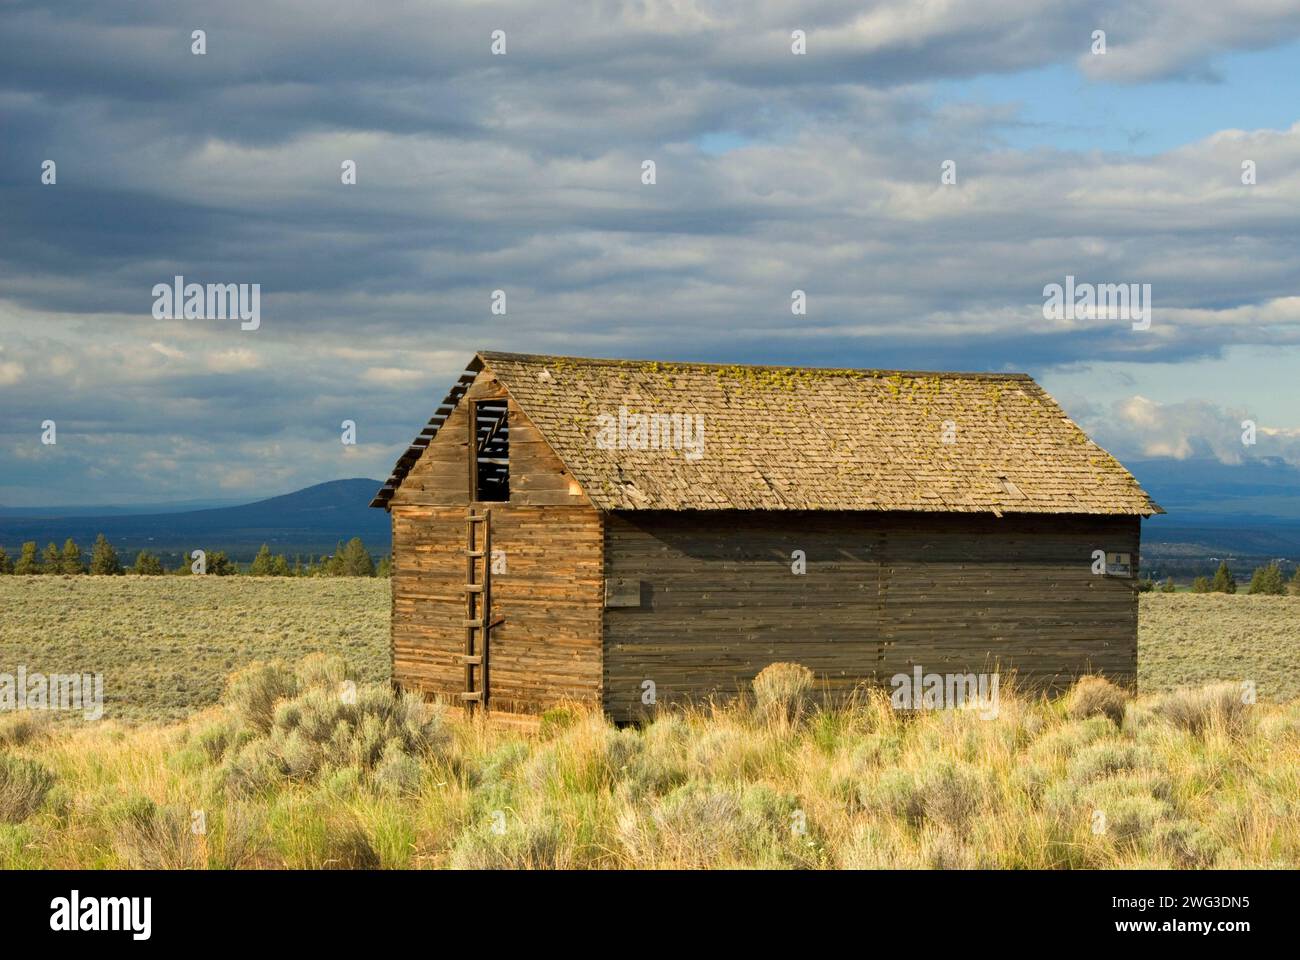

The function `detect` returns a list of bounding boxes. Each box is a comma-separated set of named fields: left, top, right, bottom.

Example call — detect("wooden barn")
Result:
left=371, top=351, right=1162, bottom=719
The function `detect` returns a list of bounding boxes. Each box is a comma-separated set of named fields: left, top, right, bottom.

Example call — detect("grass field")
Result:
left=2, top=656, right=1298, bottom=869
left=0, top=577, right=389, bottom=723
left=3, top=580, right=1299, bottom=869
left=0, top=579, right=1297, bottom=723
left=1138, top=594, right=1300, bottom=701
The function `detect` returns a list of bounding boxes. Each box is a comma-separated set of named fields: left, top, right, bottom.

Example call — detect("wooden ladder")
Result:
left=461, top=509, right=497, bottom=713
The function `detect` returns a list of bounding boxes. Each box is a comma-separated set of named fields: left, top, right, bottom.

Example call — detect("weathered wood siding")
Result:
left=602, top=511, right=1139, bottom=718
left=389, top=372, right=603, bottom=713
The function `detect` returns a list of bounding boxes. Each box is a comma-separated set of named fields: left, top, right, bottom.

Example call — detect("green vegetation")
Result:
left=89, top=534, right=123, bottom=576
left=13, top=543, right=39, bottom=575
left=0, top=658, right=1296, bottom=869
left=133, top=551, right=165, bottom=576
left=1212, top=560, right=1237, bottom=594
left=59, top=539, right=85, bottom=576
left=1248, top=561, right=1286, bottom=596
left=0, top=535, right=389, bottom=577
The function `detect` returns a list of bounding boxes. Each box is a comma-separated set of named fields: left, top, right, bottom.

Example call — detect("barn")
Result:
left=371, top=351, right=1162, bottom=719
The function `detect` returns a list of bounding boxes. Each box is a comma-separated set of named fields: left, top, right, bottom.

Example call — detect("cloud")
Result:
left=2, top=1, right=1300, bottom=503
left=1088, top=395, right=1300, bottom=466
left=205, top=348, right=263, bottom=373
left=0, top=359, right=24, bottom=386
left=361, top=367, right=427, bottom=386
left=150, top=342, right=186, bottom=360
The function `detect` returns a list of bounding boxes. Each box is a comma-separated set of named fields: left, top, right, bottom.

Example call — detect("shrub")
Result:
left=0, top=712, right=51, bottom=748
left=915, top=760, right=984, bottom=828
left=862, top=759, right=984, bottom=829
left=1152, top=683, right=1251, bottom=736
left=221, top=740, right=282, bottom=796
left=1066, top=742, right=1154, bottom=784
left=372, top=742, right=424, bottom=796
left=219, top=663, right=449, bottom=794
left=190, top=716, right=249, bottom=762
left=449, top=814, right=568, bottom=870
left=223, top=661, right=299, bottom=734
left=1097, top=793, right=1171, bottom=846
left=1211, top=561, right=1237, bottom=594
left=293, top=652, right=353, bottom=692
left=111, top=801, right=205, bottom=869
left=1153, top=819, right=1221, bottom=868
left=752, top=662, right=815, bottom=725
left=0, top=755, right=56, bottom=823
left=1191, top=576, right=1211, bottom=593
left=1064, top=676, right=1130, bottom=727
left=615, top=780, right=813, bottom=869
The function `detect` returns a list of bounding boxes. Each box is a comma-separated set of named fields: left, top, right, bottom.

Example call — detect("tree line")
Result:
left=1139, top=559, right=1299, bottom=595
left=0, top=536, right=390, bottom=577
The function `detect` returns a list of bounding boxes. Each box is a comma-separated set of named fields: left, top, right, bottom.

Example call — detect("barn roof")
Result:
left=372, top=351, right=1162, bottom=516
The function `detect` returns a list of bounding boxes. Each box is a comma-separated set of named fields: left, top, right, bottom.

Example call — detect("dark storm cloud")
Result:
left=2, top=1, right=1300, bottom=503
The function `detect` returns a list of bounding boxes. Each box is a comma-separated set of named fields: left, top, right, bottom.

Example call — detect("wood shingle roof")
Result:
left=372, top=351, right=1162, bottom=516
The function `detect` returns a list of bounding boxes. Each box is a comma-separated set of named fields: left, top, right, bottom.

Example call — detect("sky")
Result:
left=2, top=0, right=1299, bottom=506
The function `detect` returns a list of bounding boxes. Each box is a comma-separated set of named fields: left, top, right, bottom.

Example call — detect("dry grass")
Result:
left=1065, top=676, right=1130, bottom=726
left=0, top=577, right=389, bottom=722
left=1, top=657, right=1298, bottom=870
left=1138, top=594, right=1300, bottom=701
left=1, top=582, right=1298, bottom=869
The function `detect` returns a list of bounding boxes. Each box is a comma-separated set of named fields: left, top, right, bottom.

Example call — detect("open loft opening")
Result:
left=471, top=398, right=510, bottom=501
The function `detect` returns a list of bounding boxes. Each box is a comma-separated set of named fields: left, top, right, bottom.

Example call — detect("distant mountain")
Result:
left=1127, top=456, right=1300, bottom=522
left=0, top=479, right=388, bottom=562
left=1125, top=457, right=1300, bottom=569
left=3, top=459, right=1297, bottom=573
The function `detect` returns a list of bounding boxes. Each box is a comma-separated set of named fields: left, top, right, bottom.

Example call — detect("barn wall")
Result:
left=602, top=511, right=1140, bottom=719
left=389, top=372, right=603, bottom=713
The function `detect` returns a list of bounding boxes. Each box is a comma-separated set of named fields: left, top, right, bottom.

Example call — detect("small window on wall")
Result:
left=471, top=399, right=509, bottom=501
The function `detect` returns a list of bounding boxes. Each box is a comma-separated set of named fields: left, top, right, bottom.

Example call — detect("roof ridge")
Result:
left=477, top=350, right=1034, bottom=381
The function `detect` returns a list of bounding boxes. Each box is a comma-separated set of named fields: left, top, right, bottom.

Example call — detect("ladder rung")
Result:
left=462, top=619, right=484, bottom=628
left=465, top=550, right=485, bottom=558
left=459, top=691, right=483, bottom=701
left=465, top=513, right=486, bottom=522
left=464, top=584, right=483, bottom=592
left=459, top=655, right=482, bottom=666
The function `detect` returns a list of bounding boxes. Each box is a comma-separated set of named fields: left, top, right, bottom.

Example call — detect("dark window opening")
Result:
left=472, top=399, right=510, bottom=501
